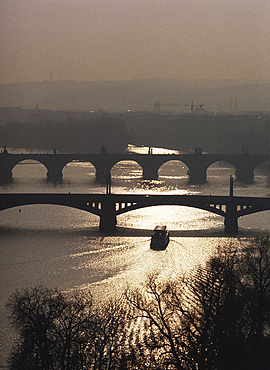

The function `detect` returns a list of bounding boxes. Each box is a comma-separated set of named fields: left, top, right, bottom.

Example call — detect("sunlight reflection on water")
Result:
left=0, top=146, right=269, bottom=365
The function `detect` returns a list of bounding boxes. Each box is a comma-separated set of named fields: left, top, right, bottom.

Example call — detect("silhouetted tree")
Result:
left=6, top=286, right=129, bottom=369
left=6, top=286, right=94, bottom=369
left=125, top=273, right=188, bottom=369
left=125, top=238, right=270, bottom=369
left=234, top=236, right=270, bottom=369
left=6, top=237, right=270, bottom=369
left=85, top=298, right=129, bottom=369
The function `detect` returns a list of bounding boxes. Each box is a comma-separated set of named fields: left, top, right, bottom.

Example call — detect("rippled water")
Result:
left=0, top=148, right=269, bottom=365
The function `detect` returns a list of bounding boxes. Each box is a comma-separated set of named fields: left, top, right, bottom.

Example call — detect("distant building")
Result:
left=153, top=100, right=161, bottom=113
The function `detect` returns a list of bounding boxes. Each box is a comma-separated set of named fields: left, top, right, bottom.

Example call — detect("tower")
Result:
left=153, top=100, right=161, bottom=113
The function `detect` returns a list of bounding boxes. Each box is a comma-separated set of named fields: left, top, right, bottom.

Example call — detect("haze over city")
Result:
left=1, top=1, right=270, bottom=369
left=1, top=0, right=270, bottom=84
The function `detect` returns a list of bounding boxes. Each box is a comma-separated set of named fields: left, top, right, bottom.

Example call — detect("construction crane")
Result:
left=162, top=100, right=204, bottom=113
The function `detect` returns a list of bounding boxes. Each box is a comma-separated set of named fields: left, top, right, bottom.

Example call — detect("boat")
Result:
left=150, top=225, right=170, bottom=250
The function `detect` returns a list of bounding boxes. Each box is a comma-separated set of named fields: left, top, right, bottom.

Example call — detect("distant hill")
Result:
left=0, top=79, right=269, bottom=114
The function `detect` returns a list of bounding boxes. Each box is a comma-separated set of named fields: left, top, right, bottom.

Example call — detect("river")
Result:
left=0, top=146, right=269, bottom=367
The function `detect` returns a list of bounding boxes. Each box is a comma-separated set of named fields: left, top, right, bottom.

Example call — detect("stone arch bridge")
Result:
left=0, top=192, right=269, bottom=234
left=0, top=151, right=269, bottom=185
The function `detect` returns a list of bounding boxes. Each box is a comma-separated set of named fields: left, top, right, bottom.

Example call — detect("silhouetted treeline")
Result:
left=124, top=113, right=270, bottom=154
left=0, top=107, right=269, bottom=154
left=6, top=237, right=270, bottom=369
left=0, top=114, right=128, bottom=153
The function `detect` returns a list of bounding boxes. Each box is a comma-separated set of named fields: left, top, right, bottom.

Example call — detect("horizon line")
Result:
left=1, top=77, right=270, bottom=86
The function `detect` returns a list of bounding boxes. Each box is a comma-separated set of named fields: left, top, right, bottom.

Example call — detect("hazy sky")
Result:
left=1, top=0, right=270, bottom=83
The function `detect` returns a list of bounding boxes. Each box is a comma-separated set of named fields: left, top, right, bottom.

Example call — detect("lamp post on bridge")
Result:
left=106, top=173, right=111, bottom=194
left=225, top=175, right=238, bottom=234
left=99, top=172, right=116, bottom=232
left=230, top=175, right=234, bottom=197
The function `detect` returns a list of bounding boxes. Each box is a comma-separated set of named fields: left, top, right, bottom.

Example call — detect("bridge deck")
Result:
left=0, top=193, right=269, bottom=215
left=1, top=193, right=269, bottom=234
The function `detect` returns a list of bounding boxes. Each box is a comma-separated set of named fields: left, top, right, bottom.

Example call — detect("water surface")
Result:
left=0, top=147, right=269, bottom=365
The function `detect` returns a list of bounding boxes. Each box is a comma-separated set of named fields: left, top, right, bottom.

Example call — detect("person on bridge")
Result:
left=101, top=145, right=107, bottom=154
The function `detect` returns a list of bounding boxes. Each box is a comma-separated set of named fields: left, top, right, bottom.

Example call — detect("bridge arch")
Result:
left=110, top=160, right=143, bottom=179
left=62, top=160, right=97, bottom=185
left=1, top=204, right=100, bottom=228
left=12, top=159, right=48, bottom=181
left=206, top=160, right=236, bottom=183
left=158, top=160, right=189, bottom=180
left=254, top=160, right=270, bottom=184
left=116, top=204, right=224, bottom=230
left=116, top=200, right=225, bottom=217
left=238, top=209, right=270, bottom=230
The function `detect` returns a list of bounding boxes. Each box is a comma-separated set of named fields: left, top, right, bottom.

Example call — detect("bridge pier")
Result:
left=99, top=198, right=117, bottom=232
left=224, top=203, right=238, bottom=234
left=96, top=168, right=111, bottom=183
left=188, top=168, right=207, bottom=184
left=46, top=168, right=63, bottom=183
left=0, top=167, right=12, bottom=184
left=143, top=167, right=158, bottom=180
left=235, top=168, right=254, bottom=184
